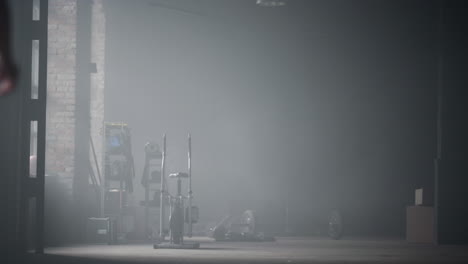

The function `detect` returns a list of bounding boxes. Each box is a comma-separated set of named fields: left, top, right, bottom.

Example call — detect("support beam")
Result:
left=73, top=0, right=92, bottom=243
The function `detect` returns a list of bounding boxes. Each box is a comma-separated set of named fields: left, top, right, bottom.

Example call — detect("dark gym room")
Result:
left=1, top=0, right=468, bottom=263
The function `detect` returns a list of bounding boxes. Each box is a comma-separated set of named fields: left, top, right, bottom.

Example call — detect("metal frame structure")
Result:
left=140, top=138, right=164, bottom=239
left=154, top=134, right=198, bottom=249
left=102, top=122, right=135, bottom=243
left=188, top=134, right=193, bottom=237
left=159, top=134, right=167, bottom=239
left=15, top=0, right=48, bottom=254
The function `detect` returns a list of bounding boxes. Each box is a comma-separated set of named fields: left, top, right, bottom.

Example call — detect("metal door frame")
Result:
left=14, top=0, right=48, bottom=254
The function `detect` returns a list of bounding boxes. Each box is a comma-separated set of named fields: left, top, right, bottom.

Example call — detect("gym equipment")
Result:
left=102, top=122, right=136, bottom=244
left=140, top=140, right=164, bottom=239
left=153, top=134, right=200, bottom=249
left=86, top=217, right=112, bottom=244
left=211, top=210, right=275, bottom=242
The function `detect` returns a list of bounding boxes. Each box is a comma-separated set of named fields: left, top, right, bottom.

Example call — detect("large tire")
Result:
left=328, top=210, right=343, bottom=240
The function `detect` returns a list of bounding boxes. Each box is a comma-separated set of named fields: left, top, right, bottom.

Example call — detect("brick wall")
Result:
left=47, top=0, right=105, bottom=194
left=47, top=0, right=78, bottom=194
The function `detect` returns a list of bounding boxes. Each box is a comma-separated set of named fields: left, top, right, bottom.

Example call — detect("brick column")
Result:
left=46, top=0, right=106, bottom=242
left=47, top=0, right=105, bottom=194
left=90, top=0, right=105, bottom=186
left=47, top=0, right=77, bottom=194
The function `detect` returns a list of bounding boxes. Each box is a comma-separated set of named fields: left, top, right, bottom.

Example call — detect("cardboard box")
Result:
left=406, top=206, right=434, bottom=243
left=86, top=217, right=111, bottom=243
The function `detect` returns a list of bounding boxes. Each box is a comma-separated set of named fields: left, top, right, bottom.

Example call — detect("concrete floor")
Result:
left=26, top=237, right=468, bottom=264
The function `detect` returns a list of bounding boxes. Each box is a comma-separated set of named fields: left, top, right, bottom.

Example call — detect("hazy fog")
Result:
left=104, top=0, right=437, bottom=234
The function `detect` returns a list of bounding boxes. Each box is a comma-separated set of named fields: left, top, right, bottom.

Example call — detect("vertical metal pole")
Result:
left=159, top=134, right=166, bottom=240
left=119, top=161, right=124, bottom=237
left=144, top=154, right=149, bottom=238
left=178, top=178, right=184, bottom=243
left=74, top=0, right=92, bottom=243
left=101, top=125, right=106, bottom=219
left=35, top=0, right=48, bottom=254
left=89, top=136, right=103, bottom=216
left=285, top=196, right=290, bottom=234
left=188, top=134, right=192, bottom=237
left=434, top=1, right=444, bottom=245
left=101, top=124, right=107, bottom=218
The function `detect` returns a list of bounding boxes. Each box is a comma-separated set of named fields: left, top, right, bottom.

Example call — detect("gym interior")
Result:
left=1, top=0, right=468, bottom=263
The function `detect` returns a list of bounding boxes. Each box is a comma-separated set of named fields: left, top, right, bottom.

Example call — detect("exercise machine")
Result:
left=152, top=134, right=199, bottom=249
left=141, top=140, right=164, bottom=240
left=102, top=122, right=136, bottom=244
